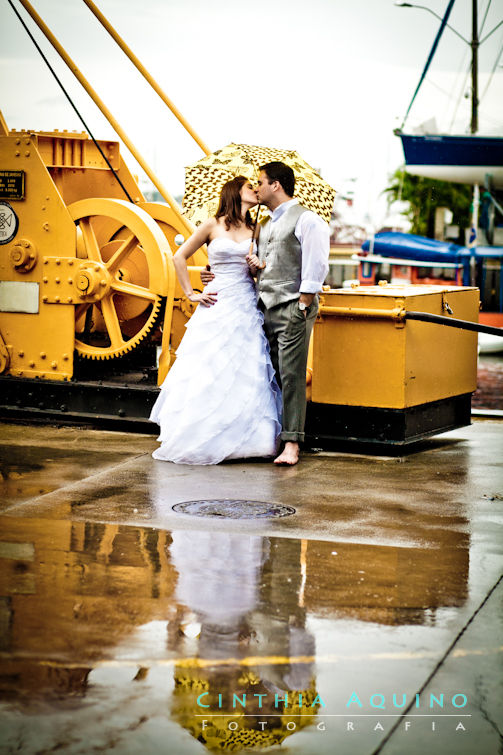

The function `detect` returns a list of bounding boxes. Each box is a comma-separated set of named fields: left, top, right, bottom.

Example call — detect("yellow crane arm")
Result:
left=16, top=0, right=194, bottom=236
left=82, top=0, right=211, bottom=157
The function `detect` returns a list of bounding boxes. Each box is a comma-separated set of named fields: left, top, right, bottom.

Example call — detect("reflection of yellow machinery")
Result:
left=0, top=1, right=480, bottom=445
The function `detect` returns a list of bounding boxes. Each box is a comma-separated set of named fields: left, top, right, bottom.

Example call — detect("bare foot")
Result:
left=274, top=442, right=300, bottom=466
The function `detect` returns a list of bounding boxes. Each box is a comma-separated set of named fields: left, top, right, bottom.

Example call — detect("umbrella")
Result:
left=183, top=143, right=336, bottom=226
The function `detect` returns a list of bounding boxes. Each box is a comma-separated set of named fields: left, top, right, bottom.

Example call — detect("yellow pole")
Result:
left=16, top=0, right=194, bottom=236
left=82, top=0, right=211, bottom=156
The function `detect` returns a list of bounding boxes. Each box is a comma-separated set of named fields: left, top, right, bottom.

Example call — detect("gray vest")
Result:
left=257, top=203, right=308, bottom=309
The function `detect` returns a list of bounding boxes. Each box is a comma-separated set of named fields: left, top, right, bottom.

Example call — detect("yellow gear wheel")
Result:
left=67, top=198, right=172, bottom=360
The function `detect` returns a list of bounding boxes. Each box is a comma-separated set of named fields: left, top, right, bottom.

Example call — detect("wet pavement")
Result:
left=0, top=420, right=502, bottom=754
left=473, top=353, right=503, bottom=411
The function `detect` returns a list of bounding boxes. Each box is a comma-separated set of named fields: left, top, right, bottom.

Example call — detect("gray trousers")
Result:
left=261, top=297, right=318, bottom=443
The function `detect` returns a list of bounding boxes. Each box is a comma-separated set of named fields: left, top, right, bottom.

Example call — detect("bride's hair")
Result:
left=215, top=176, right=254, bottom=230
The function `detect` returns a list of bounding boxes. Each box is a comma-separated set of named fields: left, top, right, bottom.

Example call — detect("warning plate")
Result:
left=0, top=171, right=25, bottom=200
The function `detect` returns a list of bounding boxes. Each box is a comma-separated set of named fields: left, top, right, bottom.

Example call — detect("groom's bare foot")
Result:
left=274, top=442, right=300, bottom=466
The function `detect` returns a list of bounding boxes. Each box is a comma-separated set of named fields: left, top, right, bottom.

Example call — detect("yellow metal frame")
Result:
left=312, top=285, right=479, bottom=409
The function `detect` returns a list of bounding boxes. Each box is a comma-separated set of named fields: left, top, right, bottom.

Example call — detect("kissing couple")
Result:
left=150, top=161, right=329, bottom=466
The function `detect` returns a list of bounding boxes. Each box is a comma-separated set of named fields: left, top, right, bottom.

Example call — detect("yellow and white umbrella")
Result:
left=183, top=143, right=336, bottom=226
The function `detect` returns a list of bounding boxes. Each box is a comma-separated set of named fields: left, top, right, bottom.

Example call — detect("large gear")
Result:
left=67, top=198, right=172, bottom=361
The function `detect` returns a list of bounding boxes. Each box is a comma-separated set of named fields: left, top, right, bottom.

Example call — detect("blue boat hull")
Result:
left=398, top=133, right=503, bottom=189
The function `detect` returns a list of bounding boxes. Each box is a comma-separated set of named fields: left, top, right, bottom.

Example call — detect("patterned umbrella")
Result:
left=183, top=143, right=336, bottom=226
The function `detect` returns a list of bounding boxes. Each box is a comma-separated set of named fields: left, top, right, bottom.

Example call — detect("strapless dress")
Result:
left=149, top=237, right=281, bottom=464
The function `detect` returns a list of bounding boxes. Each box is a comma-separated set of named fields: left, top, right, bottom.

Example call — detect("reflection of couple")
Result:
left=150, top=161, right=329, bottom=466
left=169, top=531, right=318, bottom=751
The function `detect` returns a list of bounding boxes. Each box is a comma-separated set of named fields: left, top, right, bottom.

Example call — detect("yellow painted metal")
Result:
left=0, top=115, right=192, bottom=381
left=0, top=131, right=75, bottom=380
left=311, top=284, right=479, bottom=408
left=319, top=305, right=406, bottom=321
left=68, top=198, right=172, bottom=360
left=138, top=203, right=208, bottom=382
left=82, top=0, right=211, bottom=156
left=16, top=0, right=194, bottom=238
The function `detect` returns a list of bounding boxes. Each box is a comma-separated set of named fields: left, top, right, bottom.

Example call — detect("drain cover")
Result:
left=172, top=499, right=295, bottom=519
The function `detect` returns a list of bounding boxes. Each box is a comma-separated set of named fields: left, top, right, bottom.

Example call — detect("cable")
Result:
left=479, top=38, right=503, bottom=104
left=478, top=0, right=492, bottom=36
left=7, top=0, right=135, bottom=203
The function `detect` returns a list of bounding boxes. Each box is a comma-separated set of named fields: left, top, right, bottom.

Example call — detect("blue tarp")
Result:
left=361, top=233, right=469, bottom=263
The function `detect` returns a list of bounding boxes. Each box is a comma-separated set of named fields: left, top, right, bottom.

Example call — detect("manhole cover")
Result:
left=172, top=499, right=295, bottom=519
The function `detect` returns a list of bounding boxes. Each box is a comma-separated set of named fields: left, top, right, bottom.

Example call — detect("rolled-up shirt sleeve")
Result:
left=295, top=211, right=330, bottom=293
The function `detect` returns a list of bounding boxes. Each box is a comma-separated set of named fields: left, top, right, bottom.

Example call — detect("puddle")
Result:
left=1, top=514, right=497, bottom=754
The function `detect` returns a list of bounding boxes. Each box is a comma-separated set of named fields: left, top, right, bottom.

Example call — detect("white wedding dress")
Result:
left=149, top=238, right=282, bottom=464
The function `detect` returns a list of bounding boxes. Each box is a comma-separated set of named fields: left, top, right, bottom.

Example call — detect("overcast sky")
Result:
left=1, top=0, right=502, bottom=224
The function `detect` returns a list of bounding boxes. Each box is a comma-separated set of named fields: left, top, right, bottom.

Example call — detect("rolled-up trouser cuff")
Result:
left=280, top=431, right=304, bottom=443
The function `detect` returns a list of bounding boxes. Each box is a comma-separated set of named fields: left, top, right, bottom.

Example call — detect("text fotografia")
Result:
left=199, top=720, right=470, bottom=734
left=196, top=691, right=468, bottom=711
left=198, top=719, right=470, bottom=735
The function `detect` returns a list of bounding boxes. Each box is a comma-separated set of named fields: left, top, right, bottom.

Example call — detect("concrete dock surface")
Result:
left=0, top=419, right=502, bottom=754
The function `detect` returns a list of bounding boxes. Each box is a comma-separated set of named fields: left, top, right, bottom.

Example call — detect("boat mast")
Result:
left=471, top=0, right=478, bottom=134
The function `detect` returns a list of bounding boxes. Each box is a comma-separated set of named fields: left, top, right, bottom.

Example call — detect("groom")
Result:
left=202, top=161, right=329, bottom=465
left=248, top=162, right=329, bottom=465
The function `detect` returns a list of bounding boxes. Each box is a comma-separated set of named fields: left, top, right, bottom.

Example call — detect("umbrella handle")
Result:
left=247, top=239, right=266, bottom=269
left=250, top=203, right=266, bottom=269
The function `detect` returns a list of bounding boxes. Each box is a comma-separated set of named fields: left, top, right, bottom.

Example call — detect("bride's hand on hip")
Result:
left=189, top=291, right=217, bottom=307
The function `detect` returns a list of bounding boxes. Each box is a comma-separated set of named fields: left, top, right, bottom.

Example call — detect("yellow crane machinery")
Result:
left=0, top=114, right=207, bottom=378
left=0, top=0, right=491, bottom=447
left=1, top=0, right=211, bottom=426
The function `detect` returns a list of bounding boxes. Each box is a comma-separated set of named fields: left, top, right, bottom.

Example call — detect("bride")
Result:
left=149, top=176, right=282, bottom=465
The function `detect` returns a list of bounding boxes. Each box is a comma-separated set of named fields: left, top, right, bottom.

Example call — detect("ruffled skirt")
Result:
left=149, top=281, right=281, bottom=464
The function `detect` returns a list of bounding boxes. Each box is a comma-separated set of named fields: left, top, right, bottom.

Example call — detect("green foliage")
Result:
left=384, top=168, right=472, bottom=240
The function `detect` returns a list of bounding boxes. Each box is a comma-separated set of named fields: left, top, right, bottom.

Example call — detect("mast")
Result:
left=471, top=0, right=479, bottom=134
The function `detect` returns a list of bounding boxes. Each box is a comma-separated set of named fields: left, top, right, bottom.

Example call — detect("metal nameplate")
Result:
left=0, top=171, right=25, bottom=200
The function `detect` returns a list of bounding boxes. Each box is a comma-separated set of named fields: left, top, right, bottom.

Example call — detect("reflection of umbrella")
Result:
left=172, top=665, right=319, bottom=751
left=183, top=143, right=336, bottom=226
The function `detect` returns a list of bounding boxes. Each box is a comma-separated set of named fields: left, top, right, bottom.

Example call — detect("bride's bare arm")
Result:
left=173, top=219, right=217, bottom=307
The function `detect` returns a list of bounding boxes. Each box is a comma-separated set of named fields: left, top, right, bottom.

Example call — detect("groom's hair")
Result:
left=259, top=162, right=295, bottom=197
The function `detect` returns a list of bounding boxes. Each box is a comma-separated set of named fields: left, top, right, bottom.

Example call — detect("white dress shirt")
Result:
left=267, top=198, right=330, bottom=294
